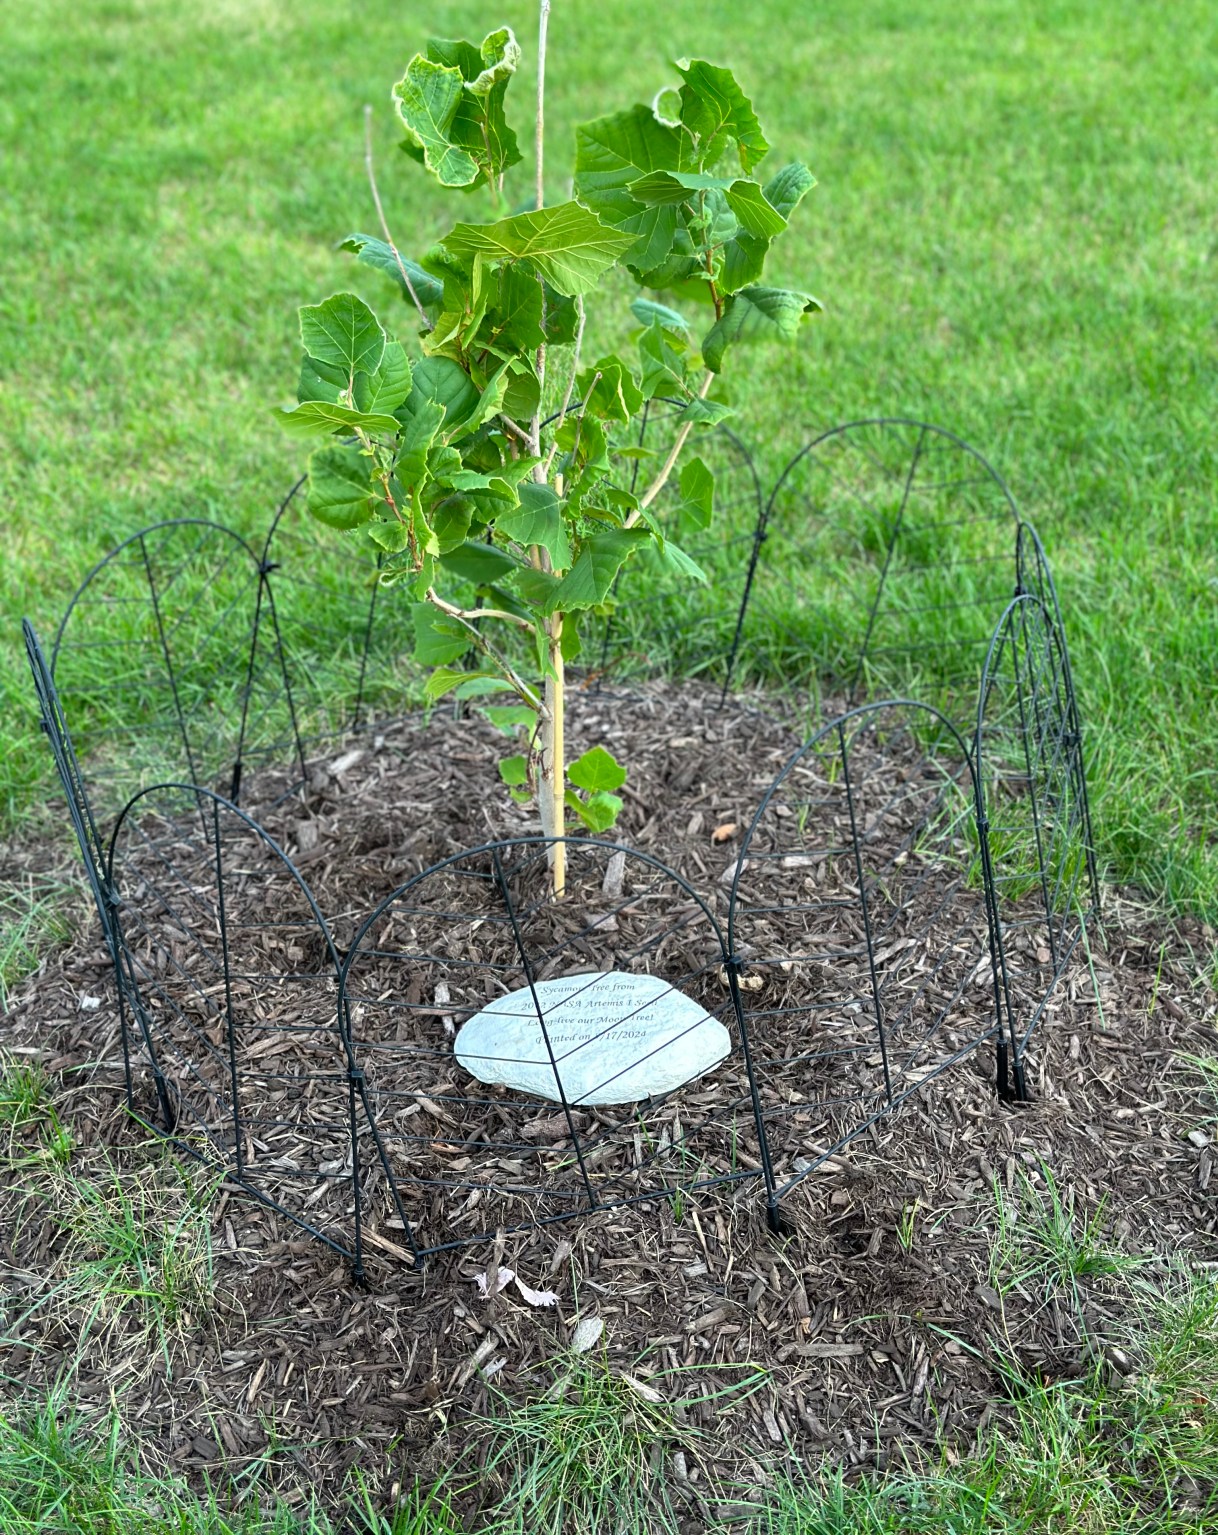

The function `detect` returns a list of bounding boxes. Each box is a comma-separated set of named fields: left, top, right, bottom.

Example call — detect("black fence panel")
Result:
left=727, top=701, right=1009, bottom=1208
left=106, top=782, right=356, bottom=1258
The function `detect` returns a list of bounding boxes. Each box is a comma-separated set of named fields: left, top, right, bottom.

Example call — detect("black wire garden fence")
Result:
left=23, top=418, right=1099, bottom=1275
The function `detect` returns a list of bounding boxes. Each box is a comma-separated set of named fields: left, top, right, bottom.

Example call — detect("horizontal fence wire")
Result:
left=22, top=418, right=1101, bottom=1269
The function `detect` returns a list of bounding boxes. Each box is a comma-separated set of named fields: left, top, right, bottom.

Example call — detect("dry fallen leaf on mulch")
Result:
left=570, top=1316, right=605, bottom=1353
left=475, top=1266, right=560, bottom=1307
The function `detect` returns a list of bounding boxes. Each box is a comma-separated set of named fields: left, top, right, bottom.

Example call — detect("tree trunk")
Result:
left=539, top=613, right=566, bottom=896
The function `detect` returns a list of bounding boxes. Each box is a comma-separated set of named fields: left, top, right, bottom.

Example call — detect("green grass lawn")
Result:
left=3, top=0, right=1217, bottom=912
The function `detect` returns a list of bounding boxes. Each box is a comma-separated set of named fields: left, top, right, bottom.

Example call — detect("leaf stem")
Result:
left=364, top=106, right=433, bottom=331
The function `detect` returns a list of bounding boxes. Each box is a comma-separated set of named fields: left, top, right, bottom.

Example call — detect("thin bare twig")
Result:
left=629, top=372, right=717, bottom=520
left=424, top=589, right=543, bottom=710
left=425, top=590, right=534, bottom=632
left=364, top=106, right=433, bottom=331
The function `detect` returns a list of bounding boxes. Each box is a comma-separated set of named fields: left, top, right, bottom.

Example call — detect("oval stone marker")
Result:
left=454, top=971, right=731, bottom=1106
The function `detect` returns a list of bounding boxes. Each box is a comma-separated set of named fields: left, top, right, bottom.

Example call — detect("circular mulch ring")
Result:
left=3, top=679, right=1216, bottom=1510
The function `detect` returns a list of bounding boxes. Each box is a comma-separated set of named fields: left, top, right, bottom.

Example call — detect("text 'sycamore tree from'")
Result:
left=279, top=8, right=818, bottom=892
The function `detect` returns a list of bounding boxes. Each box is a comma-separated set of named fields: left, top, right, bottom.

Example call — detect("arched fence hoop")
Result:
left=105, top=780, right=358, bottom=1263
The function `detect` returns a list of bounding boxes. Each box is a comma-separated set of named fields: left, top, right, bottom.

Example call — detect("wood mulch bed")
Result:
left=2, top=679, right=1216, bottom=1517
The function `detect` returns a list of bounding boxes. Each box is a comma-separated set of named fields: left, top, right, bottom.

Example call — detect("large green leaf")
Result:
left=339, top=234, right=445, bottom=308
left=762, top=161, right=816, bottom=220
left=277, top=400, right=401, bottom=439
left=486, top=263, right=545, bottom=350
left=545, top=528, right=652, bottom=612
left=638, top=320, right=688, bottom=399
left=441, top=203, right=633, bottom=298
left=702, top=285, right=821, bottom=372
left=573, top=106, right=693, bottom=274
left=432, top=28, right=522, bottom=183
left=677, top=457, right=714, bottom=532
left=299, top=294, right=386, bottom=378
left=568, top=745, right=627, bottom=792
left=494, top=482, right=572, bottom=570
left=577, top=353, right=643, bottom=424
left=396, top=398, right=446, bottom=482
left=440, top=539, right=522, bottom=584
left=353, top=341, right=413, bottom=415
left=723, top=180, right=786, bottom=238
left=400, top=355, right=480, bottom=433
left=393, top=57, right=479, bottom=187
left=630, top=298, right=690, bottom=333
left=412, top=602, right=473, bottom=664
left=297, top=355, right=346, bottom=404
left=675, top=60, right=769, bottom=172
left=305, top=444, right=381, bottom=529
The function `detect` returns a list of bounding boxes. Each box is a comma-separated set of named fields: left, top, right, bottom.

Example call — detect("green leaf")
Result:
left=339, top=234, right=445, bottom=308
left=276, top=400, right=401, bottom=439
left=488, top=263, right=546, bottom=349
left=565, top=789, right=623, bottom=833
left=702, top=285, right=822, bottom=372
left=501, top=363, right=541, bottom=422
left=305, top=444, right=380, bottom=530
left=638, top=320, right=688, bottom=399
left=431, top=495, right=474, bottom=552
left=545, top=528, right=652, bottom=612
left=498, top=753, right=529, bottom=786
left=675, top=59, right=769, bottom=172
left=568, top=745, right=627, bottom=793
left=630, top=298, right=689, bottom=333
left=367, top=520, right=411, bottom=554
left=353, top=340, right=413, bottom=414
left=412, top=603, right=473, bottom=664
left=762, top=161, right=816, bottom=220
left=483, top=705, right=538, bottom=735
left=674, top=395, right=735, bottom=426
left=626, top=168, right=736, bottom=205
left=723, top=180, right=787, bottom=238
left=654, top=538, right=709, bottom=583
left=298, top=355, right=346, bottom=404
left=718, top=230, right=769, bottom=296
left=577, top=354, right=644, bottom=424
left=400, top=356, right=480, bottom=433
left=494, top=482, right=572, bottom=569
left=542, top=286, right=580, bottom=344
left=424, top=665, right=496, bottom=701
left=393, top=57, right=479, bottom=187
left=441, top=203, right=634, bottom=298
left=300, top=293, right=386, bottom=378
left=677, top=457, right=714, bottom=532
left=509, top=563, right=561, bottom=606
left=428, top=29, right=522, bottom=183
left=396, top=397, right=446, bottom=482
left=440, top=539, right=521, bottom=584
left=573, top=105, right=693, bottom=274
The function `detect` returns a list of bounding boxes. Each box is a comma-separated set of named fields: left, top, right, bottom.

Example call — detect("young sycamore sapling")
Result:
left=280, top=9, right=818, bottom=894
